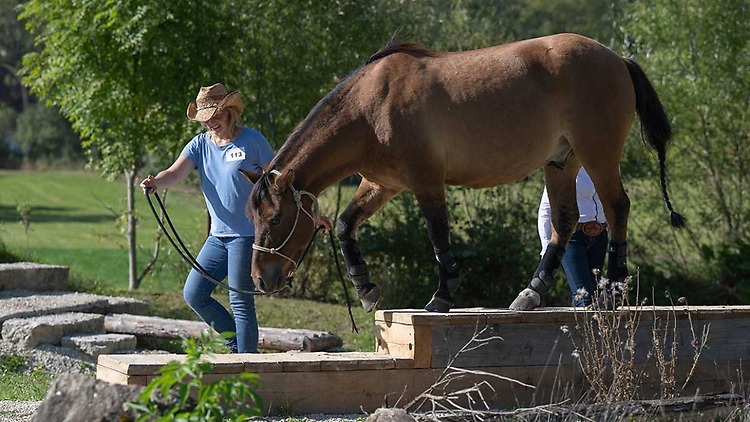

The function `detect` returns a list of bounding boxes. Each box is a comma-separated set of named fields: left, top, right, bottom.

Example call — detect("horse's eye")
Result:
left=270, top=215, right=281, bottom=226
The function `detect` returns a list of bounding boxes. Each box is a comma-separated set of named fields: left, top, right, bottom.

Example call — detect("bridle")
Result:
left=252, top=170, right=319, bottom=279
left=251, top=170, right=360, bottom=332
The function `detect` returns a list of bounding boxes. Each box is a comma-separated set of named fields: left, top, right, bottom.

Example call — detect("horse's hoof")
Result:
left=509, top=288, right=541, bottom=311
left=357, top=283, right=381, bottom=313
left=424, top=294, right=453, bottom=313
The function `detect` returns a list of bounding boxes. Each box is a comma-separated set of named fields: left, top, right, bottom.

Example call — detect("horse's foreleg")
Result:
left=413, top=190, right=459, bottom=313
left=510, top=164, right=579, bottom=311
left=336, top=180, right=400, bottom=313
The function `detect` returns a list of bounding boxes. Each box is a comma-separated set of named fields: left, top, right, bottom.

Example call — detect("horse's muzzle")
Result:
left=253, top=275, right=291, bottom=294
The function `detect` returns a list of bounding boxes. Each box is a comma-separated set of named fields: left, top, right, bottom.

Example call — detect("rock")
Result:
left=61, top=333, right=138, bottom=358
left=0, top=292, right=110, bottom=324
left=365, top=408, right=416, bottom=422
left=0, top=291, right=149, bottom=324
left=1, top=312, right=104, bottom=348
left=0, top=262, right=68, bottom=291
left=102, top=296, right=149, bottom=315
left=32, top=373, right=143, bottom=422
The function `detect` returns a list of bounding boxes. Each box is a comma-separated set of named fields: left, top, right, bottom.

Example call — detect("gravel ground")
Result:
left=0, top=338, right=96, bottom=422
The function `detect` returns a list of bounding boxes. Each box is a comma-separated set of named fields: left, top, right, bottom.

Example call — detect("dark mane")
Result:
left=365, top=42, right=433, bottom=65
left=249, top=172, right=272, bottom=211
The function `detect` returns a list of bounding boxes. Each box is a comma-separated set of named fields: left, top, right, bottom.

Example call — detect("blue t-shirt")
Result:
left=181, top=127, right=275, bottom=237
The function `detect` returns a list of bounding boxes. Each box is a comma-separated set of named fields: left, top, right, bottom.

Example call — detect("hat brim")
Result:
left=186, top=91, right=243, bottom=122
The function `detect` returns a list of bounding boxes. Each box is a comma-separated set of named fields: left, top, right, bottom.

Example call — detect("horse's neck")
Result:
left=276, top=125, right=364, bottom=196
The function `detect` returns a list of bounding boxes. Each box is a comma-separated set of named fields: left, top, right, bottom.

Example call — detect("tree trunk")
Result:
left=126, top=170, right=139, bottom=290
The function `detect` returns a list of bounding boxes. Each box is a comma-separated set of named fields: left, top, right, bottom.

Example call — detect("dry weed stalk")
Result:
left=652, top=294, right=711, bottom=399
left=406, top=324, right=535, bottom=421
left=563, top=271, right=711, bottom=404
left=566, top=273, right=642, bottom=403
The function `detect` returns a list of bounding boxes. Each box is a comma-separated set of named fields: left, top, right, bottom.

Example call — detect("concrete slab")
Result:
left=0, top=291, right=148, bottom=324
left=0, top=262, right=69, bottom=291
left=62, top=333, right=138, bottom=359
left=2, top=312, right=105, bottom=348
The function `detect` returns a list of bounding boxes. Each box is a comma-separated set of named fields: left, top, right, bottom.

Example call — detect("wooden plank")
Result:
left=96, top=355, right=750, bottom=416
left=245, top=356, right=284, bottom=374
left=377, top=306, right=750, bottom=328
left=254, top=368, right=441, bottom=414
left=431, top=322, right=574, bottom=368
left=374, top=309, right=424, bottom=326
left=104, top=314, right=342, bottom=352
left=375, top=320, right=433, bottom=367
left=427, top=315, right=750, bottom=368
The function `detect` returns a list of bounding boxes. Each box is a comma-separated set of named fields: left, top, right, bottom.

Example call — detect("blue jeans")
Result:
left=561, top=229, right=608, bottom=307
left=183, top=236, right=258, bottom=353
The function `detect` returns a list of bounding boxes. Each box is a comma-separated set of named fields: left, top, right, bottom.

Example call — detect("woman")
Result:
left=538, top=167, right=608, bottom=307
left=139, top=83, right=274, bottom=353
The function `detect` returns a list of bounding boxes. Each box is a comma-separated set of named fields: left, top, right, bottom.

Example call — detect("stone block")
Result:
left=1, top=312, right=104, bottom=348
left=62, top=333, right=138, bottom=359
left=0, top=262, right=69, bottom=291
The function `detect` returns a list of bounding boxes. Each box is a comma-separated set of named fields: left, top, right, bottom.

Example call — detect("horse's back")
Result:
left=355, top=34, right=635, bottom=189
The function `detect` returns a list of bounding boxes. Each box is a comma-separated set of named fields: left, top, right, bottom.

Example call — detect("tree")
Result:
left=0, top=0, right=32, bottom=112
left=20, top=0, right=248, bottom=289
left=622, top=0, right=750, bottom=302
left=14, top=102, right=80, bottom=163
left=19, top=0, right=408, bottom=290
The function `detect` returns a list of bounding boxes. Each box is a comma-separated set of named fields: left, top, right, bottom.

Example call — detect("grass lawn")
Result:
left=0, top=169, right=375, bottom=352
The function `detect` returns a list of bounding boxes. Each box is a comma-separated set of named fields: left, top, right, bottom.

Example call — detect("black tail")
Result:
left=623, top=57, right=685, bottom=228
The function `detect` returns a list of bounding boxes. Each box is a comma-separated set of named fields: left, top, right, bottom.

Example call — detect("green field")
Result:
left=0, top=169, right=375, bottom=352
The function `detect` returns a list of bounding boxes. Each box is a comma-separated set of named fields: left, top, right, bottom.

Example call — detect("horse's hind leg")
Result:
left=510, top=163, right=580, bottom=311
left=336, top=178, right=401, bottom=313
left=585, top=167, right=630, bottom=306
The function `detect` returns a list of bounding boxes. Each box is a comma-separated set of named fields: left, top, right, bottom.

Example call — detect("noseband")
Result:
left=252, top=170, right=319, bottom=278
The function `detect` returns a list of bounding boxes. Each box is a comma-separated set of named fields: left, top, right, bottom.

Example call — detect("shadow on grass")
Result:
left=0, top=204, right=114, bottom=224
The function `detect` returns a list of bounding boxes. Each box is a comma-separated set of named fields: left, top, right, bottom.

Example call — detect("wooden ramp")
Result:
left=97, top=306, right=750, bottom=415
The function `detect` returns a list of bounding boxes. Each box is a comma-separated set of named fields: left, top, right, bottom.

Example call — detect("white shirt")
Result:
left=538, top=168, right=606, bottom=255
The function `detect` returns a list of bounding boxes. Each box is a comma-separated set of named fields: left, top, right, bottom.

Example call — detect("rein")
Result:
left=146, top=191, right=263, bottom=296
left=147, top=183, right=359, bottom=332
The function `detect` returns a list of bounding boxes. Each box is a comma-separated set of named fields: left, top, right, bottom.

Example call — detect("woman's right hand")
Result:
left=140, top=175, right=156, bottom=194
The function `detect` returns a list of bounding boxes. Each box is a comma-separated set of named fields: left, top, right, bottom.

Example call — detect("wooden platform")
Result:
left=97, top=306, right=750, bottom=415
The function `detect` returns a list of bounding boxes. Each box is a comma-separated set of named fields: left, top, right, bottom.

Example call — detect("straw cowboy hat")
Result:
left=186, top=83, right=244, bottom=122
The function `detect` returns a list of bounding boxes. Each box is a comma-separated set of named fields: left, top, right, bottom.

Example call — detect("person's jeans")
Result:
left=183, top=236, right=258, bottom=353
left=561, top=229, right=608, bottom=307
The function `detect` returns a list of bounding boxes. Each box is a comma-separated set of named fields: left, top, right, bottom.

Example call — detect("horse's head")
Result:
left=243, top=168, right=319, bottom=294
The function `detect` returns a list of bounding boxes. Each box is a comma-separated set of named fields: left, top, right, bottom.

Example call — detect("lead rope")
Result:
left=148, top=189, right=358, bottom=332
left=146, top=191, right=264, bottom=296
left=328, top=229, right=359, bottom=333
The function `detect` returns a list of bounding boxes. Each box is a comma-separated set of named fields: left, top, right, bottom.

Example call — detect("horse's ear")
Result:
left=239, top=169, right=262, bottom=184
left=270, top=169, right=295, bottom=191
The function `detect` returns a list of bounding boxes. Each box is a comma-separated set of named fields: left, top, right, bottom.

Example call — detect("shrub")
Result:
left=128, top=332, right=263, bottom=421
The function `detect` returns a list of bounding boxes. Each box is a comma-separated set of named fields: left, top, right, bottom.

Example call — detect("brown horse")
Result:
left=243, top=33, right=684, bottom=313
